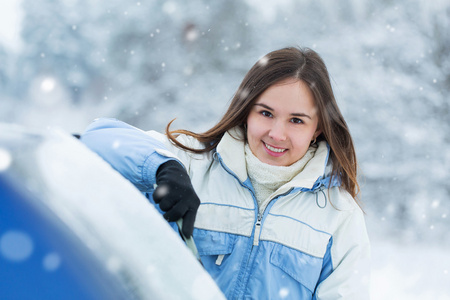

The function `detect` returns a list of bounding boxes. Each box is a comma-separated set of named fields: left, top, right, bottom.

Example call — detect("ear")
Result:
left=314, top=128, right=322, bottom=140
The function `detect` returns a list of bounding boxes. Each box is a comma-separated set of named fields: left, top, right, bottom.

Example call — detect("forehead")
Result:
left=255, top=79, right=316, bottom=110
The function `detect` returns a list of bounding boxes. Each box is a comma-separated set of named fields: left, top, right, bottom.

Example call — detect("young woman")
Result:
left=81, top=47, right=370, bottom=299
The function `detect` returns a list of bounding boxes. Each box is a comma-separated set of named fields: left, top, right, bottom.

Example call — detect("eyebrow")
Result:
left=254, top=103, right=312, bottom=120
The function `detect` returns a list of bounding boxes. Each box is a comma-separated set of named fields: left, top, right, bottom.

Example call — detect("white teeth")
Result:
left=265, top=143, right=286, bottom=153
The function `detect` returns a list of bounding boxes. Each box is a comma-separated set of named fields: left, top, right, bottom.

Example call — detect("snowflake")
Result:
left=431, top=200, right=440, bottom=209
left=185, top=27, right=199, bottom=42
left=0, top=147, right=12, bottom=172
left=279, top=287, right=289, bottom=298
left=258, top=55, right=269, bottom=66
left=238, top=88, right=250, bottom=100
left=0, top=230, right=34, bottom=262
left=43, top=252, right=61, bottom=272
left=112, top=140, right=121, bottom=149
left=41, top=78, right=56, bottom=92
left=154, top=184, right=169, bottom=198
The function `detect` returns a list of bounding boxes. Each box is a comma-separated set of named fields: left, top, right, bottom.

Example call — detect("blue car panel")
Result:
left=0, top=174, right=132, bottom=299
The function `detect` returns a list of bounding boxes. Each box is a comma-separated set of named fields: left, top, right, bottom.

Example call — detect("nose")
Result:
left=268, top=121, right=287, bottom=142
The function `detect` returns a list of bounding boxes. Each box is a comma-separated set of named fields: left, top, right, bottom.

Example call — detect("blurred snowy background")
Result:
left=1, top=0, right=449, bottom=298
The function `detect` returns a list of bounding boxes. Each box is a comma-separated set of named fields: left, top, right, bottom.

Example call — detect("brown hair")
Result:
left=166, top=47, right=360, bottom=200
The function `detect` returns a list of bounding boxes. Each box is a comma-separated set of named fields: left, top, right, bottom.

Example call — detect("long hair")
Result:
left=166, top=47, right=360, bottom=200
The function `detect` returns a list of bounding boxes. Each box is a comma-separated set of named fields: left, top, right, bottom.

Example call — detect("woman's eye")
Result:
left=291, top=118, right=303, bottom=124
left=261, top=111, right=272, bottom=118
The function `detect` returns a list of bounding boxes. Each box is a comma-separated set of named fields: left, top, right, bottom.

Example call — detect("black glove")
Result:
left=153, top=160, right=200, bottom=238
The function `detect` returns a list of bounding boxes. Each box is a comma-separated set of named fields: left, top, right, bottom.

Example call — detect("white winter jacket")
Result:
left=81, top=118, right=371, bottom=299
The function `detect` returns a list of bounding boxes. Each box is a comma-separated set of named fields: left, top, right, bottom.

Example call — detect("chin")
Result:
left=263, top=158, right=286, bottom=167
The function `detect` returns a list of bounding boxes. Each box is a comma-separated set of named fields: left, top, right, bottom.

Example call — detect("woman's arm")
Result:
left=81, top=118, right=182, bottom=192
left=80, top=118, right=200, bottom=237
left=313, top=204, right=371, bottom=299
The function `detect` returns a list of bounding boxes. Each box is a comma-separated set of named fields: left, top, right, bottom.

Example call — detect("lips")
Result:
left=263, top=142, right=287, bottom=156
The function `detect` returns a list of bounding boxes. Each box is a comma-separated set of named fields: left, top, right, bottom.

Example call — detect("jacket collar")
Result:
left=215, top=127, right=335, bottom=192
left=216, top=127, right=248, bottom=182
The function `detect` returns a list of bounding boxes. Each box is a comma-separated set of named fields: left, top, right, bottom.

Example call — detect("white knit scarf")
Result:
left=244, top=143, right=317, bottom=210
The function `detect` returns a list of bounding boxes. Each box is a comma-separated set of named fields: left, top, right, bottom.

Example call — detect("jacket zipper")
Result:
left=253, top=213, right=262, bottom=246
left=251, top=189, right=294, bottom=247
left=215, top=153, right=295, bottom=248
left=216, top=153, right=297, bottom=298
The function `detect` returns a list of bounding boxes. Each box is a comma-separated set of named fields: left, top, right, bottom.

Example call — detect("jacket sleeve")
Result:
left=313, top=206, right=371, bottom=300
left=80, top=118, right=189, bottom=193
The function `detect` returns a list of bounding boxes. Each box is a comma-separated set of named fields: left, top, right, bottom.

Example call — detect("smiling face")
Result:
left=246, top=79, right=322, bottom=166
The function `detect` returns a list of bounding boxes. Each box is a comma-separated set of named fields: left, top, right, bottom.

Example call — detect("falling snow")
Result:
left=42, top=252, right=62, bottom=272
left=257, top=55, right=269, bottom=66
left=0, top=0, right=449, bottom=298
left=0, top=148, right=12, bottom=172
left=0, top=230, right=34, bottom=262
left=278, top=288, right=289, bottom=298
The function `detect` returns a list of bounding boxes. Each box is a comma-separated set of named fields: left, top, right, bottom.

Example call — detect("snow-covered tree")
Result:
left=19, top=0, right=99, bottom=102
left=1, top=0, right=449, bottom=244
left=16, top=0, right=254, bottom=131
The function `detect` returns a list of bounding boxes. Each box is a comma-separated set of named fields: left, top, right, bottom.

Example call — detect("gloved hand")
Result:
left=153, top=160, right=200, bottom=238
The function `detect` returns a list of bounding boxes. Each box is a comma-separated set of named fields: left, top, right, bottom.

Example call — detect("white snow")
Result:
left=371, top=239, right=450, bottom=300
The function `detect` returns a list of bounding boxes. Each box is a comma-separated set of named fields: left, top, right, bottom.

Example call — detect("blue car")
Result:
left=0, top=123, right=224, bottom=300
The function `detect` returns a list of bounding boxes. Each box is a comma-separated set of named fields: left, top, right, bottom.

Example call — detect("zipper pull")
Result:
left=253, top=214, right=262, bottom=246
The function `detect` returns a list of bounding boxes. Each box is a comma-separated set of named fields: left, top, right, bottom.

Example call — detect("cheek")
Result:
left=291, top=130, right=315, bottom=149
left=246, top=126, right=261, bottom=146
left=246, top=115, right=263, bottom=141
